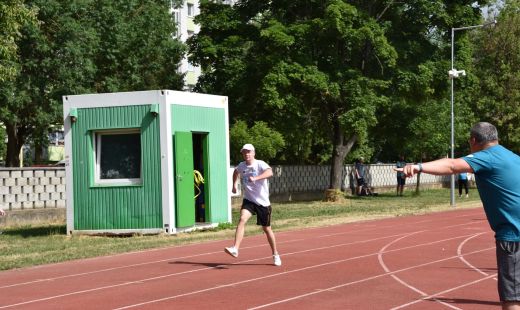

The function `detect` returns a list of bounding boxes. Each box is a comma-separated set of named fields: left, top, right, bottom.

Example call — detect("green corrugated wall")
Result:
left=171, top=105, right=228, bottom=223
left=72, top=105, right=162, bottom=230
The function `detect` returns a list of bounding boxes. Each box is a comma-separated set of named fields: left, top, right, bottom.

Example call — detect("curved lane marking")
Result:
left=390, top=273, right=496, bottom=309
left=456, top=232, right=496, bottom=279
left=377, top=231, right=462, bottom=309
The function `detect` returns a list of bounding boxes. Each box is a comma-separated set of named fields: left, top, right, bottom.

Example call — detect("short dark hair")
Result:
left=470, top=122, right=498, bottom=144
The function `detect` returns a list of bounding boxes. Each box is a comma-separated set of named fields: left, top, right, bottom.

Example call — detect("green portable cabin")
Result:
left=62, top=90, right=231, bottom=234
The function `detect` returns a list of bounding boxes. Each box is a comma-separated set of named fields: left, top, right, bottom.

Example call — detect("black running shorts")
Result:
left=241, top=199, right=272, bottom=227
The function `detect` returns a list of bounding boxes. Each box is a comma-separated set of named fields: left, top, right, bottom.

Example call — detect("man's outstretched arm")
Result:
left=397, top=158, right=473, bottom=177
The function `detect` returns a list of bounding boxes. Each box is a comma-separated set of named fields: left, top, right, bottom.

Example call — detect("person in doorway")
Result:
left=397, top=122, right=520, bottom=310
left=458, top=172, right=469, bottom=198
left=396, top=155, right=406, bottom=196
left=225, top=143, right=282, bottom=266
left=354, top=157, right=372, bottom=196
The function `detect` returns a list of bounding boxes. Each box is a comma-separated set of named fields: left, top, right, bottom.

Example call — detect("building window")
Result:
left=171, top=10, right=180, bottom=38
left=187, top=3, right=194, bottom=17
left=94, top=129, right=142, bottom=185
left=172, top=10, right=180, bottom=25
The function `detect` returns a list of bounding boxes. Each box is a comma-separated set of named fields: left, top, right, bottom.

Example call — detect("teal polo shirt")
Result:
left=463, top=145, right=520, bottom=241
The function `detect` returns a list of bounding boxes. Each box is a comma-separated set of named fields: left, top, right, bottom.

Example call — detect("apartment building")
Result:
left=171, top=0, right=200, bottom=90
left=172, top=0, right=237, bottom=90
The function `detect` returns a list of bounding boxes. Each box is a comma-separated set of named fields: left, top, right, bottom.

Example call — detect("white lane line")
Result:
left=0, top=231, right=485, bottom=309
left=0, top=220, right=489, bottom=309
left=457, top=233, right=498, bottom=281
left=453, top=212, right=483, bottom=219
left=247, top=230, right=492, bottom=310
left=2, top=215, right=481, bottom=289
left=378, top=232, right=430, bottom=296
left=377, top=232, right=463, bottom=310
left=390, top=273, right=497, bottom=309
left=113, top=242, right=494, bottom=309
left=457, top=233, right=490, bottom=276
left=0, top=232, right=411, bottom=309
left=244, top=246, right=494, bottom=310
left=0, top=238, right=304, bottom=290
left=0, top=219, right=408, bottom=290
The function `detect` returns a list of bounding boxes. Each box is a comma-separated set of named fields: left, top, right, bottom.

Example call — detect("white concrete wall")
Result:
left=270, top=164, right=448, bottom=194
left=0, top=168, right=66, bottom=210
left=1, top=164, right=448, bottom=211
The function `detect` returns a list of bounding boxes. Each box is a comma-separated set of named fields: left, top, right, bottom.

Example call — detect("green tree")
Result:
left=191, top=1, right=397, bottom=191
left=190, top=1, right=489, bottom=192
left=470, top=1, right=520, bottom=153
left=91, top=0, right=185, bottom=92
left=370, top=1, right=489, bottom=163
left=1, top=0, right=185, bottom=167
left=0, top=0, right=37, bottom=82
left=229, top=120, right=285, bottom=164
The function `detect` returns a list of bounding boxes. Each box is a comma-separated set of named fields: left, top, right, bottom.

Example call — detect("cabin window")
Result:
left=94, top=129, right=142, bottom=185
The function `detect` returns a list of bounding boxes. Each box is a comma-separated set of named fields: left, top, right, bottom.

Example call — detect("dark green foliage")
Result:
left=189, top=0, right=490, bottom=188
left=0, top=0, right=37, bottom=82
left=469, top=1, right=520, bottom=153
left=370, top=0, right=490, bottom=162
left=229, top=120, right=285, bottom=164
left=0, top=0, right=186, bottom=166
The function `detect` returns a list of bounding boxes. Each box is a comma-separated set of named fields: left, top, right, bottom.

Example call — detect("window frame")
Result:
left=187, top=3, right=194, bottom=17
left=93, top=128, right=143, bottom=186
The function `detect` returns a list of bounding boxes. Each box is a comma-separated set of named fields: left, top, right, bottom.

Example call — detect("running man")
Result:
left=225, top=143, right=282, bottom=266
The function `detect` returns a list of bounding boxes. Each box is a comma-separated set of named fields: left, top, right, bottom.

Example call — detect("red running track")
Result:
left=0, top=207, right=500, bottom=309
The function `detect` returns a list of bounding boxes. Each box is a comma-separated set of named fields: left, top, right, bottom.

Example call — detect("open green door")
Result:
left=174, top=131, right=195, bottom=227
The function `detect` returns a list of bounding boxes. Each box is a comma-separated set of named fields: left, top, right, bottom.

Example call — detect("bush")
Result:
left=229, top=120, right=285, bottom=163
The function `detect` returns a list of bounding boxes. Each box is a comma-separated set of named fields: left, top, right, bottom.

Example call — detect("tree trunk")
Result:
left=415, top=171, right=421, bottom=195
left=5, top=123, right=25, bottom=167
left=329, top=120, right=357, bottom=192
left=415, top=155, right=424, bottom=195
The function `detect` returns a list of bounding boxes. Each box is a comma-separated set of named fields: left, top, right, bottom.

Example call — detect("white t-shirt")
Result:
left=236, top=160, right=271, bottom=206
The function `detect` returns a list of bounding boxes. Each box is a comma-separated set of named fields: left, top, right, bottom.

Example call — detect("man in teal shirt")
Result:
left=399, top=122, right=520, bottom=309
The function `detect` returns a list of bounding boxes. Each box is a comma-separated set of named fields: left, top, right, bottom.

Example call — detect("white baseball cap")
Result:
left=241, top=143, right=255, bottom=152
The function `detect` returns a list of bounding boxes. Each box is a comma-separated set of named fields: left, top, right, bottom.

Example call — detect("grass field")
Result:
left=0, top=188, right=482, bottom=271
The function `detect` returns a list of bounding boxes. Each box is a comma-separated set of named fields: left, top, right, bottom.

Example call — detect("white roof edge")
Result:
left=63, top=90, right=227, bottom=109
